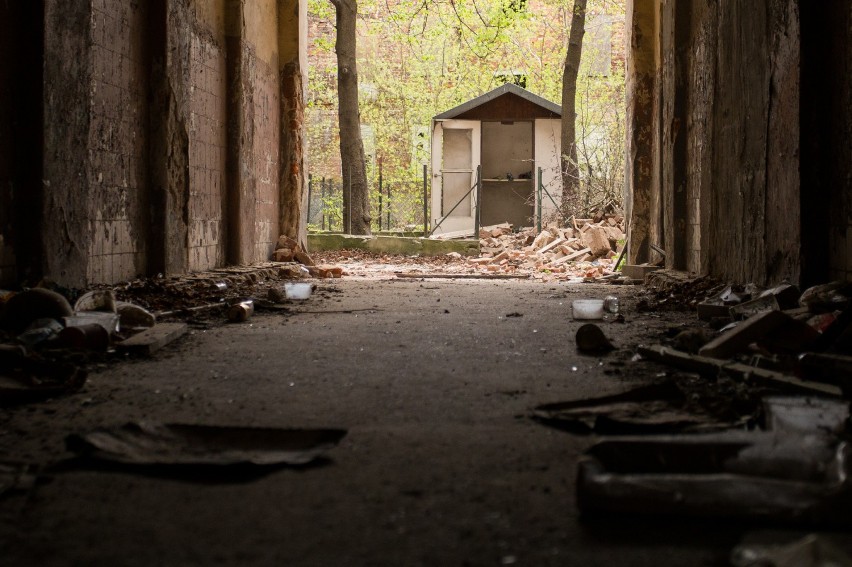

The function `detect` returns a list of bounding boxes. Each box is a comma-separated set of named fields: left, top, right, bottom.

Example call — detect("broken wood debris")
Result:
left=638, top=345, right=842, bottom=397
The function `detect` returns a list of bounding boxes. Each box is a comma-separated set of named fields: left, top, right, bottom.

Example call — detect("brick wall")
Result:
left=87, top=1, right=149, bottom=283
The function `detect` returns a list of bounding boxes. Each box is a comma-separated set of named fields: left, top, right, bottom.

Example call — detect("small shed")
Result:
left=430, top=83, right=563, bottom=236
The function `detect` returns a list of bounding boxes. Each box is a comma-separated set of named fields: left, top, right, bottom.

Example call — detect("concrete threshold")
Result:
left=308, top=233, right=480, bottom=256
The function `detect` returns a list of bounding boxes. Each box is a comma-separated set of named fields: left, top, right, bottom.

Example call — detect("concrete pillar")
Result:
left=225, top=0, right=258, bottom=265
left=661, top=0, right=690, bottom=270
left=625, top=0, right=657, bottom=264
left=42, top=0, right=92, bottom=286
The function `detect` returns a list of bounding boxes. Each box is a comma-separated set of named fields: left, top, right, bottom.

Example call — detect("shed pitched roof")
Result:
left=434, top=83, right=562, bottom=120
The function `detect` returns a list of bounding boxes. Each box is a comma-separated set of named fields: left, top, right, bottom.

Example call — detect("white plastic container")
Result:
left=284, top=282, right=313, bottom=300
left=572, top=299, right=604, bottom=320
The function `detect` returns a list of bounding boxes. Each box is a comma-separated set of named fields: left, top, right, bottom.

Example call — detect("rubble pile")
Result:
left=468, top=217, right=626, bottom=280
left=543, top=275, right=852, bottom=529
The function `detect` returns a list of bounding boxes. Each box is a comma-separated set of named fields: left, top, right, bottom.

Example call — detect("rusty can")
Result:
left=59, top=323, right=110, bottom=351
left=227, top=300, right=254, bottom=323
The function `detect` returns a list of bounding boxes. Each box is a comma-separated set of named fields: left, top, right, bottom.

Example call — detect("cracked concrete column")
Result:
left=278, top=0, right=308, bottom=250
left=42, top=0, right=92, bottom=286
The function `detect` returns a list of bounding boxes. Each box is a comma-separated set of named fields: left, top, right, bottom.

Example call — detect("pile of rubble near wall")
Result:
left=467, top=216, right=626, bottom=280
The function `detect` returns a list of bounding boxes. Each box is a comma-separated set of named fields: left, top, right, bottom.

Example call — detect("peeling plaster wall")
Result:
left=87, top=1, right=150, bottom=283
left=185, top=2, right=228, bottom=272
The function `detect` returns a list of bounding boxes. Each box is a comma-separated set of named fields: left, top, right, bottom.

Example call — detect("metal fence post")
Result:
left=537, top=167, right=542, bottom=233
left=377, top=158, right=383, bottom=232
left=307, top=174, right=313, bottom=226
left=474, top=165, right=482, bottom=237
left=386, top=182, right=391, bottom=230
left=422, top=164, right=428, bottom=236
left=321, top=177, right=326, bottom=231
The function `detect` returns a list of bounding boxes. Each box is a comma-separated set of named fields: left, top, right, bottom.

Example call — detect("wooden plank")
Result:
left=117, top=323, right=188, bottom=355
left=549, top=247, right=591, bottom=265
left=638, top=345, right=842, bottom=397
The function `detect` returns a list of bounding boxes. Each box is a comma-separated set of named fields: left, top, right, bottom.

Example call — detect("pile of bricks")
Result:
left=468, top=217, right=626, bottom=278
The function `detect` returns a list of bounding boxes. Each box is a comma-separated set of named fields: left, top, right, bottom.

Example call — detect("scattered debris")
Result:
left=67, top=422, right=347, bottom=468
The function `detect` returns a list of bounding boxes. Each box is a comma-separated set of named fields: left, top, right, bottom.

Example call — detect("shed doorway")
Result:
left=480, top=120, right=534, bottom=228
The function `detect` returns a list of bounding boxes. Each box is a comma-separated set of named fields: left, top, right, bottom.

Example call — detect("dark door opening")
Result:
left=480, top=120, right=534, bottom=228
left=0, top=1, right=44, bottom=284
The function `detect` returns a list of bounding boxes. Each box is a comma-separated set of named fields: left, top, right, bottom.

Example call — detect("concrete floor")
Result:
left=0, top=278, right=820, bottom=565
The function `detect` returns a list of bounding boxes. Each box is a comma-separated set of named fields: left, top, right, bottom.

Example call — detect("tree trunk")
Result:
left=560, top=0, right=587, bottom=215
left=332, top=0, right=371, bottom=235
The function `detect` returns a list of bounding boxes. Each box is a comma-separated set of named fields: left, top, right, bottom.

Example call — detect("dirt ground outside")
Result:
left=0, top=253, right=846, bottom=566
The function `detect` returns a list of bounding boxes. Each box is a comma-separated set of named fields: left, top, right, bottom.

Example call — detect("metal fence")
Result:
left=307, top=166, right=430, bottom=234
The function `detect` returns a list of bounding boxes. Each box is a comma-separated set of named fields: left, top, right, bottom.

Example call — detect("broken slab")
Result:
left=116, top=323, right=188, bottom=355
left=621, top=264, right=661, bottom=281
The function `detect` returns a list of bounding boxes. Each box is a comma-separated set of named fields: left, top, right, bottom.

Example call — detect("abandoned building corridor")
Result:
left=0, top=276, right=766, bottom=566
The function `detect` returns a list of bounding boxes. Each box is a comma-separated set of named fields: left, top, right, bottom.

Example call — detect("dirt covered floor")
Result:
left=0, top=254, right=848, bottom=566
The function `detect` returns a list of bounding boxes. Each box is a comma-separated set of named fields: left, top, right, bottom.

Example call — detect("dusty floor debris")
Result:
left=2, top=251, right=852, bottom=564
